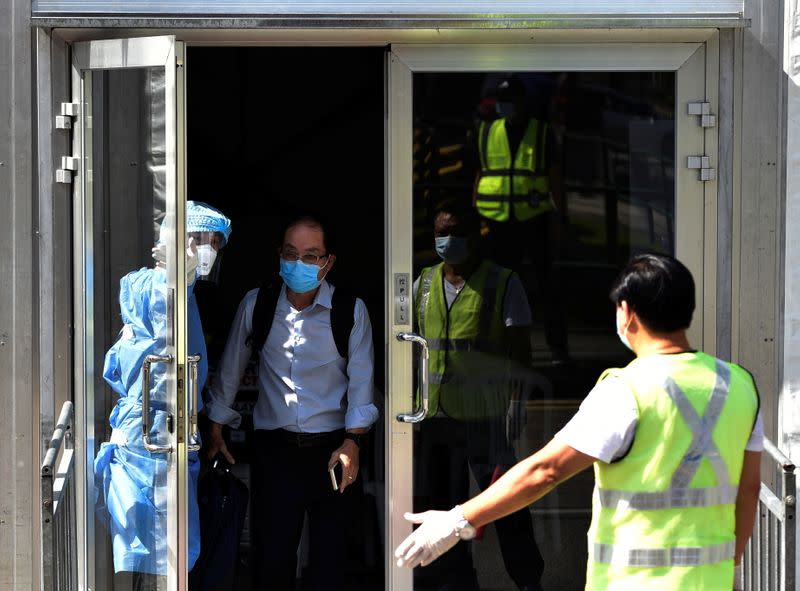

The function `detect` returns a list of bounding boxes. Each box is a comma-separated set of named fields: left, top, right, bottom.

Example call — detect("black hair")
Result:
left=609, top=253, right=695, bottom=333
left=433, top=198, right=482, bottom=237
left=281, top=211, right=337, bottom=254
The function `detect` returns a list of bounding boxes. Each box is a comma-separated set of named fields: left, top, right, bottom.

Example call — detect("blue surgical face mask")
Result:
left=495, top=101, right=515, bottom=118
left=435, top=236, right=470, bottom=265
left=279, top=258, right=327, bottom=294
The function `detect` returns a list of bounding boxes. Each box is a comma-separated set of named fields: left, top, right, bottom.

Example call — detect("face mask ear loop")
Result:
left=621, top=313, right=634, bottom=340
left=318, top=256, right=331, bottom=282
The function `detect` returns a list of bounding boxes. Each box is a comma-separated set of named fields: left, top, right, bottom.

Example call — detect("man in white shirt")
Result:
left=395, top=253, right=762, bottom=591
left=204, top=213, right=379, bottom=591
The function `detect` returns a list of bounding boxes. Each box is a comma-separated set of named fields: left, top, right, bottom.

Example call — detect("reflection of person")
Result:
left=94, top=201, right=232, bottom=588
left=397, top=254, right=763, bottom=590
left=472, top=75, right=569, bottom=363
left=204, top=213, right=378, bottom=591
left=412, top=199, right=544, bottom=591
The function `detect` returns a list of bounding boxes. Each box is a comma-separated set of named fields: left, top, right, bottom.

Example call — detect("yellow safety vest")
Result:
left=476, top=118, right=553, bottom=222
left=414, top=261, right=512, bottom=419
left=587, top=352, right=759, bottom=590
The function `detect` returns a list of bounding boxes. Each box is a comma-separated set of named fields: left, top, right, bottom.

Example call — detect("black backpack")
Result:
left=245, top=280, right=357, bottom=359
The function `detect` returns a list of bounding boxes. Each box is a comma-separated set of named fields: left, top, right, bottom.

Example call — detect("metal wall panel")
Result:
left=0, top=0, right=37, bottom=588
left=31, top=0, right=744, bottom=19
left=736, top=0, right=785, bottom=445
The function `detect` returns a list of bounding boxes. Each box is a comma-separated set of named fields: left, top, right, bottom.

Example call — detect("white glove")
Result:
left=151, top=237, right=198, bottom=286
left=394, top=506, right=474, bottom=569
left=506, top=399, right=528, bottom=445
left=185, top=238, right=198, bottom=286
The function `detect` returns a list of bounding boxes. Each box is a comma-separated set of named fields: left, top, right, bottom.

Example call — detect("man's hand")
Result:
left=328, top=438, right=359, bottom=493
left=206, top=421, right=235, bottom=464
left=394, top=507, right=469, bottom=568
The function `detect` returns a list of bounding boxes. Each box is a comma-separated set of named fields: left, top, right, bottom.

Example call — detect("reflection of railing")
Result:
left=41, top=401, right=77, bottom=591
left=740, top=437, right=796, bottom=591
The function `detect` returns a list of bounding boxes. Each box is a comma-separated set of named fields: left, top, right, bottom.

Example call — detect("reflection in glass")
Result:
left=412, top=71, right=675, bottom=590
left=87, top=67, right=173, bottom=591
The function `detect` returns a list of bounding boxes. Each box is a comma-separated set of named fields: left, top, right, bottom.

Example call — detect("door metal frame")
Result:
left=70, top=34, right=191, bottom=591
left=385, top=39, right=716, bottom=590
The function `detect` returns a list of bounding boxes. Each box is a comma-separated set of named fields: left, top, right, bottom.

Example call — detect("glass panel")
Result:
left=86, top=66, right=175, bottom=591
left=411, top=71, right=675, bottom=590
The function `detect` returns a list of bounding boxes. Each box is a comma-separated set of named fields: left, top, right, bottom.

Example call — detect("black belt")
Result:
left=257, top=428, right=345, bottom=449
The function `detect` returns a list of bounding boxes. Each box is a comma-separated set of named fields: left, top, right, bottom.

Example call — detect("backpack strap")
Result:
left=246, top=280, right=359, bottom=361
left=330, top=287, right=357, bottom=360
left=245, top=279, right=283, bottom=354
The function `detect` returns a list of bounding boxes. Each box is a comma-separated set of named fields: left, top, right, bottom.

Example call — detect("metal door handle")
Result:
left=187, top=354, right=201, bottom=452
left=396, top=332, right=429, bottom=423
left=141, top=353, right=173, bottom=453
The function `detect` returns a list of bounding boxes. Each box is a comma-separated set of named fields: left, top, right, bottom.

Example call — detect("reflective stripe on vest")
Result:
left=592, top=540, right=735, bottom=568
left=596, top=484, right=739, bottom=511
left=596, top=359, right=733, bottom=511
left=667, top=360, right=731, bottom=488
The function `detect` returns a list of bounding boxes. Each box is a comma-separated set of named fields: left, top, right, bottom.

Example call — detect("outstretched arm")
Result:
left=395, top=439, right=596, bottom=568
left=462, top=439, right=595, bottom=527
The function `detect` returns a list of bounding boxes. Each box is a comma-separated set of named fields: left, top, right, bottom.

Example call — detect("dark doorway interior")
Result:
left=187, top=46, right=387, bottom=589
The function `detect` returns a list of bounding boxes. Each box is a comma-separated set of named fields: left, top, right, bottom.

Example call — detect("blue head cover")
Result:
left=187, top=201, right=232, bottom=247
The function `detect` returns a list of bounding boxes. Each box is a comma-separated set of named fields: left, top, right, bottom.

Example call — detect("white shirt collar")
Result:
left=280, top=279, right=333, bottom=311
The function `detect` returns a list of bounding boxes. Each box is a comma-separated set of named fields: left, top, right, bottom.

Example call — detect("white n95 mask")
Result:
left=196, top=244, right=217, bottom=277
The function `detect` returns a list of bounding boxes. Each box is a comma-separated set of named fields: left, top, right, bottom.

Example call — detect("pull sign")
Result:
left=394, top=273, right=411, bottom=325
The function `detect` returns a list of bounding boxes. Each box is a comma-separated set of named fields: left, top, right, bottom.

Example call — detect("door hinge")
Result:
left=687, top=156, right=716, bottom=182
left=55, top=102, right=79, bottom=130
left=688, top=102, right=716, bottom=128
left=56, top=103, right=80, bottom=184
left=56, top=156, right=79, bottom=185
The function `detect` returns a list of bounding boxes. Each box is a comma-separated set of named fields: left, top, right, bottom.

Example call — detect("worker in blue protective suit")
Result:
left=94, top=201, right=232, bottom=589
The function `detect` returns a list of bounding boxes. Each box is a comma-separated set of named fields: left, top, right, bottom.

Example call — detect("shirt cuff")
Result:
left=203, top=399, right=242, bottom=429
left=345, top=403, right=379, bottom=431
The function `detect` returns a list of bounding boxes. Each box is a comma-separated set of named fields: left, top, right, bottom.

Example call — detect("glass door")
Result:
left=71, top=36, right=194, bottom=591
left=386, top=42, right=714, bottom=590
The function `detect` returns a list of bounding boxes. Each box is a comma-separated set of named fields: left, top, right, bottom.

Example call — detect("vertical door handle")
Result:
left=141, top=354, right=174, bottom=453
left=396, top=332, right=429, bottom=423
left=187, top=354, right=201, bottom=452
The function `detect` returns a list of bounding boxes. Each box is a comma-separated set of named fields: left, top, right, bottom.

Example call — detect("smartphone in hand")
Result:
left=329, top=462, right=341, bottom=491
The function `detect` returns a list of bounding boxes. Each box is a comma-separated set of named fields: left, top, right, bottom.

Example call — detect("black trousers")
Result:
left=249, top=429, right=351, bottom=591
left=485, top=212, right=569, bottom=357
left=414, top=417, right=544, bottom=590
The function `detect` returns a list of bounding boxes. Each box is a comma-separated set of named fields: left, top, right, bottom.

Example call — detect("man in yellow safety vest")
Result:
left=473, top=75, right=569, bottom=364
left=396, top=253, right=763, bottom=590
left=412, top=198, right=544, bottom=591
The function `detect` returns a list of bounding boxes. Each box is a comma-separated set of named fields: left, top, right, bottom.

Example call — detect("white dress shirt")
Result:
left=205, top=280, right=379, bottom=433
